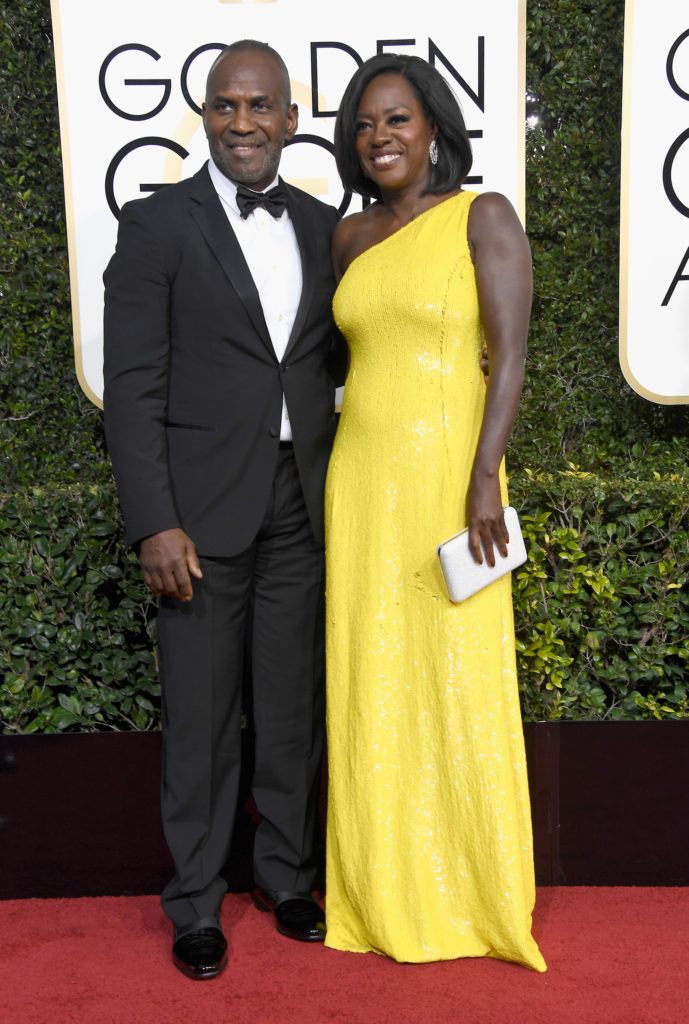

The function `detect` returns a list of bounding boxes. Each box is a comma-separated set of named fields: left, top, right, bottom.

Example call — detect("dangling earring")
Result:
left=429, top=138, right=438, bottom=166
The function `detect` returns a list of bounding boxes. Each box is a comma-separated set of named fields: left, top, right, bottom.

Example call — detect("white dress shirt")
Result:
left=207, top=158, right=303, bottom=441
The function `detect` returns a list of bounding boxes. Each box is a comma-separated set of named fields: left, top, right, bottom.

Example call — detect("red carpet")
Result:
left=0, top=888, right=686, bottom=1024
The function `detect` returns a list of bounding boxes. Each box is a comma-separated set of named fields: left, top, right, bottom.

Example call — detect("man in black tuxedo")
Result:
left=103, top=40, right=341, bottom=980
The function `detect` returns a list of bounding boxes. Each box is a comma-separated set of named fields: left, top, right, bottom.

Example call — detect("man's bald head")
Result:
left=206, top=40, right=292, bottom=106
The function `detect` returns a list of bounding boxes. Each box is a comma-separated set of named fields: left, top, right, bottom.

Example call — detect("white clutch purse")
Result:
left=437, top=505, right=527, bottom=603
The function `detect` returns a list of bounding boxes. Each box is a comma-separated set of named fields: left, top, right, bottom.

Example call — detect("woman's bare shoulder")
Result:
left=468, top=191, right=523, bottom=236
left=467, top=192, right=530, bottom=263
left=332, top=205, right=382, bottom=278
left=332, top=209, right=369, bottom=248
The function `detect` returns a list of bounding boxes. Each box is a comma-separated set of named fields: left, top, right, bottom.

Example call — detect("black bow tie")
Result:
left=236, top=184, right=288, bottom=220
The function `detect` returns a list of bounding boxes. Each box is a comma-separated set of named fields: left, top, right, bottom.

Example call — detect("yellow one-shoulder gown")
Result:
left=324, top=191, right=545, bottom=971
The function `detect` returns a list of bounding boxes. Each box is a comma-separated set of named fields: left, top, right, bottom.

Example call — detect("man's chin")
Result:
left=213, top=153, right=275, bottom=190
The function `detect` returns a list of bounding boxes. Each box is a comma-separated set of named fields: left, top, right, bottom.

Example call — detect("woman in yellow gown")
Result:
left=324, top=54, right=546, bottom=971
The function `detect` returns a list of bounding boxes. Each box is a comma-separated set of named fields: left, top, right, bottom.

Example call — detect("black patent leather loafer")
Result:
left=172, top=926, right=228, bottom=980
left=253, top=889, right=326, bottom=943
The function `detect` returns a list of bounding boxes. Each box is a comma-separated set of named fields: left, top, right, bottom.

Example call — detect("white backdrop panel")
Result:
left=50, top=0, right=526, bottom=406
left=620, top=1, right=689, bottom=403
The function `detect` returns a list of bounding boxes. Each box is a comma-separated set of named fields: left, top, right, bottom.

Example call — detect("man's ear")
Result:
left=285, top=102, right=299, bottom=142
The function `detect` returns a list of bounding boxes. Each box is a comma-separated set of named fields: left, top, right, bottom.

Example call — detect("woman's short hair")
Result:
left=335, top=54, right=473, bottom=201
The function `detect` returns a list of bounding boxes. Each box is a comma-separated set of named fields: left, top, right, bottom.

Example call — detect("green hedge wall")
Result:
left=512, top=472, right=689, bottom=720
left=0, top=487, right=158, bottom=732
left=1, top=0, right=688, bottom=732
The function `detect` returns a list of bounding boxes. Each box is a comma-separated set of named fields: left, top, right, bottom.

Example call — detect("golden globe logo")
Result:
left=99, top=37, right=486, bottom=219
left=661, top=28, right=689, bottom=306
left=49, top=0, right=523, bottom=406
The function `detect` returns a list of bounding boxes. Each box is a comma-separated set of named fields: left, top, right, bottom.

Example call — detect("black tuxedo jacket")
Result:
left=103, top=164, right=341, bottom=556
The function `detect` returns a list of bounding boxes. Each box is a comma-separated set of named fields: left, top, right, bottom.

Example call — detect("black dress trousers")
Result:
left=157, top=448, right=325, bottom=930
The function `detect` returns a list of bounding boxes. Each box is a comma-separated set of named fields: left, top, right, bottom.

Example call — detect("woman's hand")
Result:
left=466, top=471, right=509, bottom=567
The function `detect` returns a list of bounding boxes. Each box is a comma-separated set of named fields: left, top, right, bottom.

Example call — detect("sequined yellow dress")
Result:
left=324, top=191, right=545, bottom=970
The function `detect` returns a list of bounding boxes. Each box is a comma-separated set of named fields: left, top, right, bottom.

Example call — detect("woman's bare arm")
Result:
left=466, top=191, right=532, bottom=565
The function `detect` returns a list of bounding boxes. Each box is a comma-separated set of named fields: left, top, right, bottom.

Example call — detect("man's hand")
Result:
left=139, top=528, right=203, bottom=602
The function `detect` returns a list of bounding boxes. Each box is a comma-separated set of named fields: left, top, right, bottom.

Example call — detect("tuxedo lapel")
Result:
left=283, top=181, right=318, bottom=361
left=189, top=166, right=274, bottom=357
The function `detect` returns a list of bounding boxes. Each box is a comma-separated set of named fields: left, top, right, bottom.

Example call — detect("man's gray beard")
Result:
left=208, top=141, right=281, bottom=189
